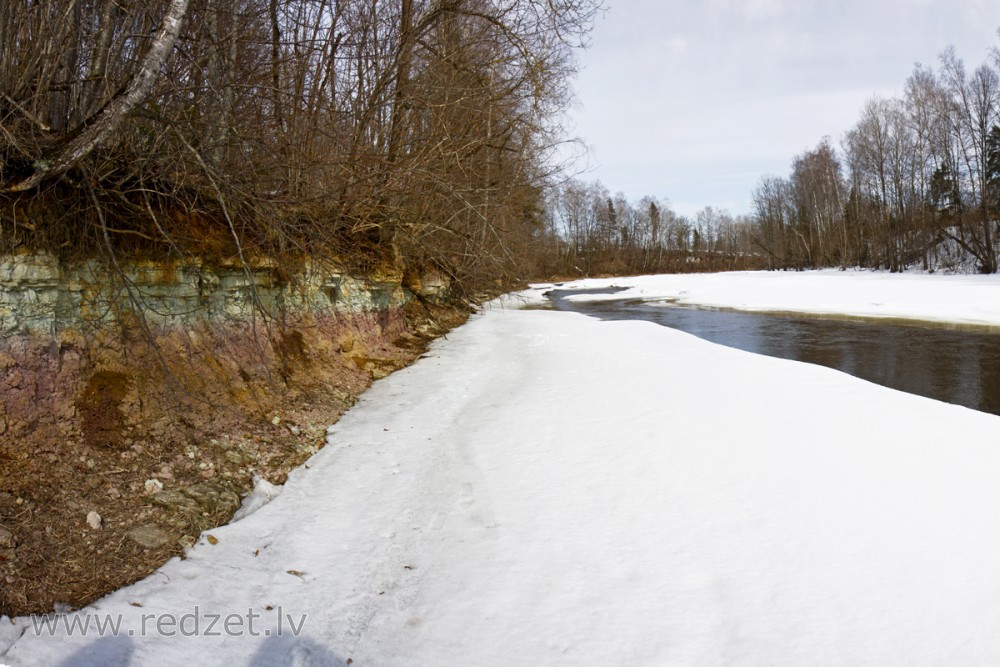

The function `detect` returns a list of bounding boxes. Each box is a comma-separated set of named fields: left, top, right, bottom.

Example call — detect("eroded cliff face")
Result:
left=0, top=253, right=418, bottom=334
left=0, top=254, right=459, bottom=615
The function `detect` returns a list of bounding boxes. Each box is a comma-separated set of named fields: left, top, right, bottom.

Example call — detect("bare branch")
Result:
left=3, top=0, right=189, bottom=192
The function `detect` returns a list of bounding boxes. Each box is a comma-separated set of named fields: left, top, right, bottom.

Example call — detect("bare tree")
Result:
left=3, top=0, right=190, bottom=192
left=1, top=0, right=603, bottom=293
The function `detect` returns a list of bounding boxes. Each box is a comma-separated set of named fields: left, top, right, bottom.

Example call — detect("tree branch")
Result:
left=2, top=0, right=189, bottom=193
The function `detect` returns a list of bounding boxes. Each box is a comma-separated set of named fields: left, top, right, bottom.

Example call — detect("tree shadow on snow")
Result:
left=54, top=635, right=135, bottom=666
left=248, top=634, right=351, bottom=667
left=46, top=630, right=347, bottom=666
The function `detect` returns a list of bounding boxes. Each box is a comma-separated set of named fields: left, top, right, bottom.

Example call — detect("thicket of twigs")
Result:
left=0, top=0, right=599, bottom=293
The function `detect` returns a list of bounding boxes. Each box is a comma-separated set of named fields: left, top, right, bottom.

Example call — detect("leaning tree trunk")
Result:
left=3, top=0, right=190, bottom=193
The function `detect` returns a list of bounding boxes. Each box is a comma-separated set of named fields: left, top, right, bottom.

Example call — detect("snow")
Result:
left=556, top=269, right=1000, bottom=327
left=231, top=475, right=283, bottom=523
left=6, top=275, right=1000, bottom=665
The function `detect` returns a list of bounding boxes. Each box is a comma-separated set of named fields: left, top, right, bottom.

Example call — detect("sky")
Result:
left=563, top=0, right=1000, bottom=217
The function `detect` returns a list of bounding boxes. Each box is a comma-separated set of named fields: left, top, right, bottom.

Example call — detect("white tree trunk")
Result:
left=4, top=0, right=189, bottom=192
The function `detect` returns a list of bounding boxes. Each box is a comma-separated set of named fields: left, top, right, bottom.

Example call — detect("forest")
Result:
left=751, top=46, right=1000, bottom=274
left=5, top=4, right=1000, bottom=289
left=0, top=0, right=598, bottom=293
left=542, top=180, right=762, bottom=275
left=543, top=40, right=1000, bottom=277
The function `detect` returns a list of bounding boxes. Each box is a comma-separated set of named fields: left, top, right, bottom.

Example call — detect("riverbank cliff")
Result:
left=0, top=252, right=465, bottom=616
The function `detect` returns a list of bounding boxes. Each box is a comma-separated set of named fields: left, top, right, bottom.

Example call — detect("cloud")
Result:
left=663, top=37, right=687, bottom=55
left=740, top=0, right=787, bottom=21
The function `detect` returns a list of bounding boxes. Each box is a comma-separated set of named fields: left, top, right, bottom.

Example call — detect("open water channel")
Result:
left=549, top=288, right=1000, bottom=417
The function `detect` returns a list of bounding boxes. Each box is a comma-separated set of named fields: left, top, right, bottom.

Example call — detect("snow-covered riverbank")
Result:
left=554, top=269, right=1000, bottom=327
left=7, top=275, right=1000, bottom=665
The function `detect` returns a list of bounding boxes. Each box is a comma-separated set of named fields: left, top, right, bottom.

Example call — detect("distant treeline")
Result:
left=752, top=41, right=1000, bottom=274
left=543, top=36, right=1000, bottom=277
left=539, top=180, right=765, bottom=276
left=0, top=0, right=599, bottom=294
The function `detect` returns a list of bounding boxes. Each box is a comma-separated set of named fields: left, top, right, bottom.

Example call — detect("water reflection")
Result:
left=550, top=290, right=1000, bottom=417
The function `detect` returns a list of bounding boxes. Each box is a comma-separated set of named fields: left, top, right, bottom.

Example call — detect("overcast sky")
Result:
left=564, top=0, right=1000, bottom=217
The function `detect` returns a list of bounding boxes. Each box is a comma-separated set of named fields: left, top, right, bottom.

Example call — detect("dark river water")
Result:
left=549, top=289, right=1000, bottom=417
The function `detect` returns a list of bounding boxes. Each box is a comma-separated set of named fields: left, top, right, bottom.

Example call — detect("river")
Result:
left=548, top=288, right=1000, bottom=417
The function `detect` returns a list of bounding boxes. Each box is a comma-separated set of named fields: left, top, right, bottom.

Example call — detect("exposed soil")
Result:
left=0, top=300, right=468, bottom=617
